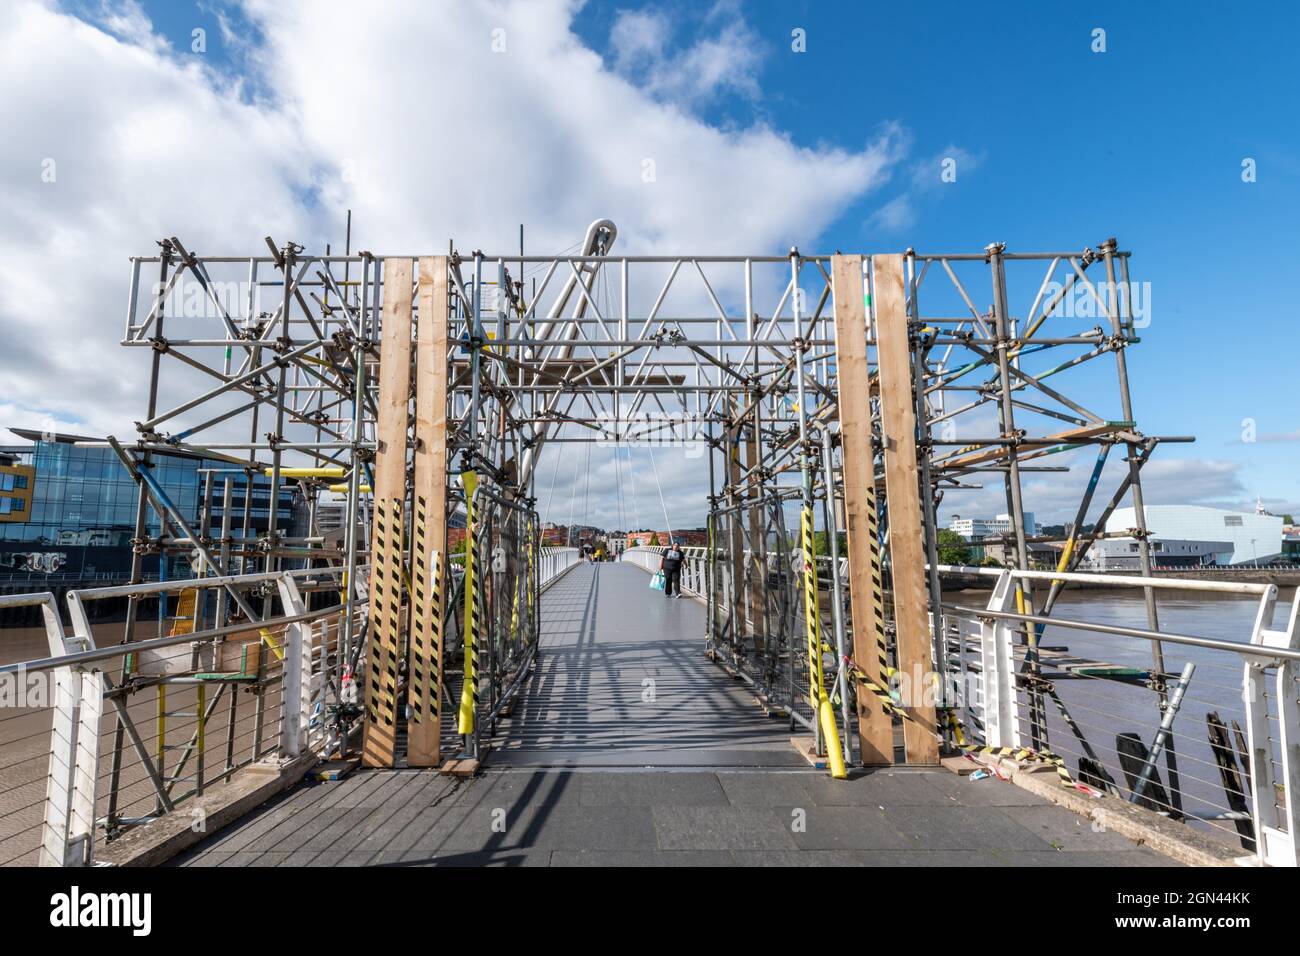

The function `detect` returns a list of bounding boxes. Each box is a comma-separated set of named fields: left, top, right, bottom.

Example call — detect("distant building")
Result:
left=540, top=524, right=569, bottom=547
left=0, top=456, right=35, bottom=521
left=1105, top=503, right=1283, bottom=566
left=1282, top=526, right=1300, bottom=563
left=978, top=538, right=1061, bottom=569
left=316, top=501, right=348, bottom=534
left=0, top=428, right=294, bottom=582
left=1079, top=537, right=1233, bottom=572
left=627, top=529, right=706, bottom=547
left=949, top=512, right=1037, bottom=540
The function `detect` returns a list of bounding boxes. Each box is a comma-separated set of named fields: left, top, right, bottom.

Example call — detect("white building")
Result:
left=1105, top=504, right=1283, bottom=566
left=1080, top=537, right=1233, bottom=572
left=949, top=512, right=1036, bottom=540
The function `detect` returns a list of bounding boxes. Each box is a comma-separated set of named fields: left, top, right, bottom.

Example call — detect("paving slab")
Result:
left=651, top=805, right=799, bottom=851
left=884, top=804, right=1056, bottom=852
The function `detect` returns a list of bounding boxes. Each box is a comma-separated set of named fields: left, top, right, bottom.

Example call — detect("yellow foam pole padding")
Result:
left=801, top=505, right=846, bottom=779
left=327, top=483, right=371, bottom=493
left=457, top=470, right=479, bottom=735
left=818, top=697, right=848, bottom=779
left=259, top=627, right=286, bottom=662
left=264, top=466, right=346, bottom=479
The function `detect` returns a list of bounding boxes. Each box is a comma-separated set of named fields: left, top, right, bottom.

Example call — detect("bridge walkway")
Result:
left=173, top=563, right=1178, bottom=866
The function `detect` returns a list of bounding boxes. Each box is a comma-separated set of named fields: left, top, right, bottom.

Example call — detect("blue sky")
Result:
left=574, top=1, right=1300, bottom=514
left=7, top=0, right=1298, bottom=529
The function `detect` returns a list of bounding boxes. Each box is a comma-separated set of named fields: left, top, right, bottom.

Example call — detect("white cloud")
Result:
left=938, top=447, right=1260, bottom=529
left=609, top=0, right=765, bottom=109
left=866, top=194, right=914, bottom=233
left=0, top=0, right=901, bottom=529
left=0, top=0, right=312, bottom=437
left=867, top=144, right=982, bottom=236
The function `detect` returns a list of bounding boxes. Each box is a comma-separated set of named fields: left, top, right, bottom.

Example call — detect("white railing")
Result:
left=625, top=546, right=1300, bottom=866
left=538, top=547, right=583, bottom=589
left=623, top=546, right=710, bottom=599
left=0, top=567, right=361, bottom=867
left=937, top=564, right=1300, bottom=867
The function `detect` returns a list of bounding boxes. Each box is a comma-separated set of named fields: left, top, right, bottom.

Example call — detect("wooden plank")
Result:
left=872, top=253, right=940, bottom=764
left=406, top=256, right=449, bottom=767
left=938, top=423, right=1121, bottom=470
left=830, top=255, right=894, bottom=765
left=361, top=257, right=413, bottom=769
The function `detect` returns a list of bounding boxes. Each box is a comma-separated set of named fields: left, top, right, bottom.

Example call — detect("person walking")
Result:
left=660, top=542, right=685, bottom=599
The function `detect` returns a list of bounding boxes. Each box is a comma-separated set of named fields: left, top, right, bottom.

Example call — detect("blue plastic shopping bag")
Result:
left=650, top=571, right=665, bottom=591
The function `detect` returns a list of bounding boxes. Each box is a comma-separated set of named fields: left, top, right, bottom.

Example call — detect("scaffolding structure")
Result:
left=105, top=221, right=1189, bottom=785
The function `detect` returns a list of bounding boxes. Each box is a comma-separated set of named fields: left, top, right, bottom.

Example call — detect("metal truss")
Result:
left=110, top=222, right=1176, bottom=775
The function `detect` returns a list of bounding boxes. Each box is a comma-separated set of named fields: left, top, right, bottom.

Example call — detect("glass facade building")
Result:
left=0, top=431, right=294, bottom=573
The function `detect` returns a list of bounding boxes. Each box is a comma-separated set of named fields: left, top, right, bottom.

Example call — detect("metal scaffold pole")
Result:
left=96, top=224, right=1183, bottom=788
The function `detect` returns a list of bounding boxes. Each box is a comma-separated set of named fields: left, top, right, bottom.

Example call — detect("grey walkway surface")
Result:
left=173, top=562, right=1179, bottom=867
left=492, top=563, right=800, bottom=766
left=172, top=767, right=1177, bottom=866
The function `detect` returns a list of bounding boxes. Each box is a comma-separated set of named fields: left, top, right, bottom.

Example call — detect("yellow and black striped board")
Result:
left=406, top=256, right=450, bottom=766
left=362, top=257, right=414, bottom=769
left=873, top=254, right=940, bottom=764
left=830, top=254, right=894, bottom=765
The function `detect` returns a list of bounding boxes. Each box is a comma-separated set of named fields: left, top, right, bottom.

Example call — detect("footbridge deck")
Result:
left=491, top=563, right=801, bottom=767
left=172, top=562, right=1178, bottom=867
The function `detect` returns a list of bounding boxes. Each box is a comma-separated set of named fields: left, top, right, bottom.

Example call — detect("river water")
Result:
left=961, top=586, right=1297, bottom=851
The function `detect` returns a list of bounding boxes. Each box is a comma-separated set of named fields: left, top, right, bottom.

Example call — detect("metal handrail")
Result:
left=0, top=602, right=356, bottom=676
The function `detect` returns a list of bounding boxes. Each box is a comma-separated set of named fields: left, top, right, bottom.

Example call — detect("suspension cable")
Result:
left=626, top=444, right=642, bottom=533
left=647, top=444, right=673, bottom=540
left=543, top=443, right=563, bottom=524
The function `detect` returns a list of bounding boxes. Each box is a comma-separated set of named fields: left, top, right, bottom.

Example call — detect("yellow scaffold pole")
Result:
left=802, top=506, right=847, bottom=779
left=457, top=470, right=479, bottom=736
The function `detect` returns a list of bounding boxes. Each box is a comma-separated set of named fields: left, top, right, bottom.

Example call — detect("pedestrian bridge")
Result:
left=4, top=235, right=1298, bottom=867
left=490, top=563, right=802, bottom=767
left=169, top=561, right=1174, bottom=867
left=12, top=551, right=1296, bottom=867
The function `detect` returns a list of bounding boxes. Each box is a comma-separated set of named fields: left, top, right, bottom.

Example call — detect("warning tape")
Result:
left=942, top=707, right=967, bottom=747
left=960, top=745, right=1074, bottom=788
left=842, top=653, right=913, bottom=722
left=800, top=506, right=822, bottom=711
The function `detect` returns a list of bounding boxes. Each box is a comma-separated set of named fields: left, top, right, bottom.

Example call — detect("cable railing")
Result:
left=926, top=564, right=1298, bottom=866
left=0, top=566, right=363, bottom=866
left=627, top=546, right=1299, bottom=867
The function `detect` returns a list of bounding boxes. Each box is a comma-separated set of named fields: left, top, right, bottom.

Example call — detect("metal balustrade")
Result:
left=0, top=567, right=361, bottom=866
left=626, top=546, right=1299, bottom=866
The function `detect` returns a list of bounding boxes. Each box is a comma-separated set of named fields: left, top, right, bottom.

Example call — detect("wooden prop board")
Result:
left=362, top=258, right=413, bottom=768
left=405, top=256, right=450, bottom=766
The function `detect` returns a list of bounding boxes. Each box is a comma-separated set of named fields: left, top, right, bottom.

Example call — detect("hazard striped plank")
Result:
left=362, top=257, right=414, bottom=769
left=406, top=255, right=450, bottom=766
